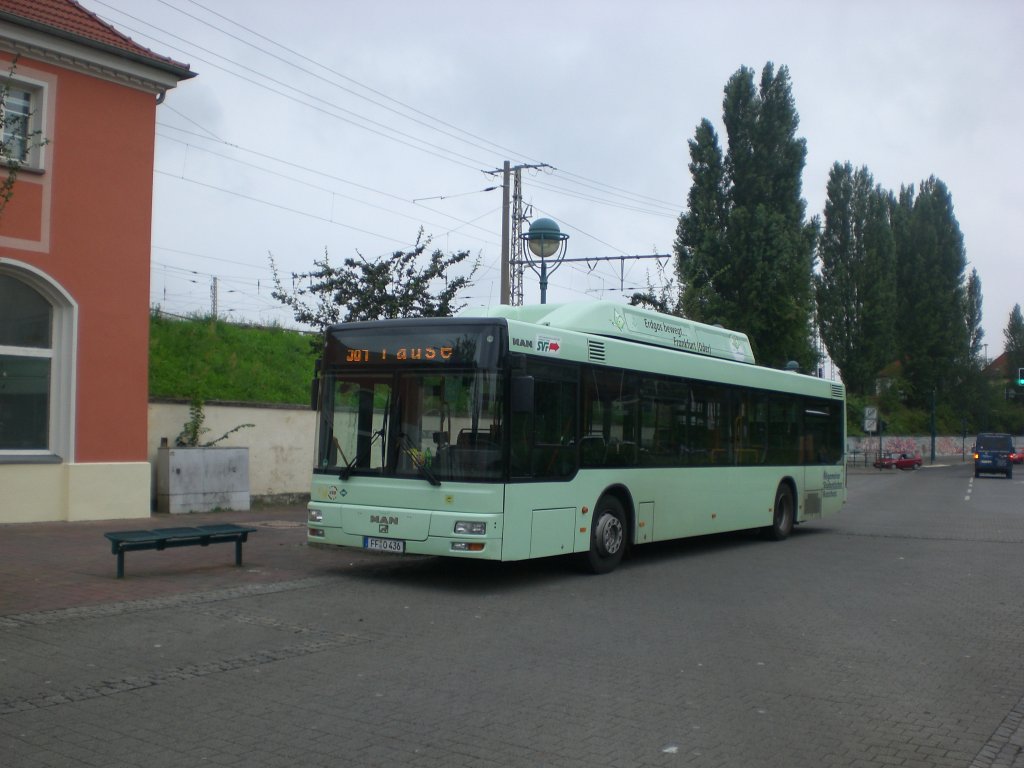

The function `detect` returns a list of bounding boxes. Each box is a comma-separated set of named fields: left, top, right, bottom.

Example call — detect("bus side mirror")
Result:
left=511, top=375, right=535, bottom=413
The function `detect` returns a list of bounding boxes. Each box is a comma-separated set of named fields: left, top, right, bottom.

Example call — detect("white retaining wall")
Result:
left=846, top=434, right=1022, bottom=465
left=148, top=401, right=315, bottom=506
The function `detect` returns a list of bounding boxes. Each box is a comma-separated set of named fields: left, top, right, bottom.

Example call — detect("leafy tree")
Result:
left=628, top=257, right=680, bottom=314
left=892, top=177, right=969, bottom=408
left=1005, top=304, right=1024, bottom=389
left=270, top=229, right=478, bottom=345
left=675, top=63, right=817, bottom=369
left=815, top=163, right=896, bottom=395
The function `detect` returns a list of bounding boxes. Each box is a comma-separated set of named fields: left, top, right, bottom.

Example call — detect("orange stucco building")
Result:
left=0, top=0, right=192, bottom=522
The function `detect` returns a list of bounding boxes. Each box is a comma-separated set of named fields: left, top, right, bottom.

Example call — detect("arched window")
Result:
left=0, top=274, right=51, bottom=448
left=0, top=264, right=75, bottom=461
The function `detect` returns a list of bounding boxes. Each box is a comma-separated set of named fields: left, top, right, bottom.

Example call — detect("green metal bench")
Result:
left=103, top=524, right=258, bottom=578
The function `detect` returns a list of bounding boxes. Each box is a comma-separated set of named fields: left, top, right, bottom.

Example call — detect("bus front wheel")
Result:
left=767, top=484, right=794, bottom=541
left=585, top=496, right=627, bottom=574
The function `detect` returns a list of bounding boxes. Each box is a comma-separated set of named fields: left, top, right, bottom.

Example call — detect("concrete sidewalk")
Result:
left=0, top=503, right=353, bottom=617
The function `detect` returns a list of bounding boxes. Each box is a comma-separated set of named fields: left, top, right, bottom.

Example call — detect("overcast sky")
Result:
left=89, top=0, right=1023, bottom=363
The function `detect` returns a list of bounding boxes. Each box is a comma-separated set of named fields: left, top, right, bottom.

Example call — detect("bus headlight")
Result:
left=454, top=521, right=487, bottom=535
left=309, top=509, right=323, bottom=523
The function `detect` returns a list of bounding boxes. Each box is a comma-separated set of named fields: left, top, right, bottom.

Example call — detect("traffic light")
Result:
left=1018, top=367, right=1024, bottom=386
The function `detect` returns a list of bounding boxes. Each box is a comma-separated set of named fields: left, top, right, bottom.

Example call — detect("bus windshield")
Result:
left=317, top=369, right=505, bottom=483
left=313, top=370, right=501, bottom=483
left=315, top=320, right=508, bottom=483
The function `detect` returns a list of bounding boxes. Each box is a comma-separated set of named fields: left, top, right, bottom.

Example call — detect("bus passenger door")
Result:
left=509, top=361, right=578, bottom=480
left=505, top=360, right=580, bottom=560
left=801, top=401, right=845, bottom=519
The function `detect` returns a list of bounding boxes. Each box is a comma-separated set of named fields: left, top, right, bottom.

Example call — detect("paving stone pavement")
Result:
left=1, top=467, right=1023, bottom=767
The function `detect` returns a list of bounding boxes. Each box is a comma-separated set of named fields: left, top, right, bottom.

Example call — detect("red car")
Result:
left=873, top=453, right=896, bottom=469
left=874, top=452, right=922, bottom=470
left=894, top=453, right=923, bottom=470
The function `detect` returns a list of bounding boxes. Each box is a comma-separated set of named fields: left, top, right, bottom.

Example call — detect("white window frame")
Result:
left=0, top=260, right=76, bottom=462
left=0, top=343, right=52, bottom=455
left=1, top=73, right=46, bottom=171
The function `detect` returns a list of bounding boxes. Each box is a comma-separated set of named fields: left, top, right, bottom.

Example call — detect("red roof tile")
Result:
left=0, top=0, right=192, bottom=77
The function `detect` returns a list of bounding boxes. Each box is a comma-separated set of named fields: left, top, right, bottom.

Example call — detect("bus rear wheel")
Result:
left=585, top=496, right=627, bottom=574
left=767, top=483, right=794, bottom=541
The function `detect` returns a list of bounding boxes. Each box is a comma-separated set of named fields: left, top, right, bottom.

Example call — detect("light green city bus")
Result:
left=307, top=300, right=846, bottom=573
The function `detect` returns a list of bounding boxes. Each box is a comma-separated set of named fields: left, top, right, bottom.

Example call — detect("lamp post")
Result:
left=520, top=217, right=569, bottom=304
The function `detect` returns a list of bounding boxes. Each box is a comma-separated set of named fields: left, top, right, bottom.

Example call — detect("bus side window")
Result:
left=803, top=402, right=842, bottom=464
left=510, top=361, right=578, bottom=478
left=580, top=435, right=606, bottom=467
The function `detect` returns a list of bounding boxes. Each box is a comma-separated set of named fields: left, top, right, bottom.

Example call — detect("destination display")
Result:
left=326, top=323, right=504, bottom=369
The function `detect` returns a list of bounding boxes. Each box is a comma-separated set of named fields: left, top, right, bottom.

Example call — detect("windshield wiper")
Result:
left=340, top=391, right=392, bottom=480
left=398, top=432, right=441, bottom=486
left=338, top=428, right=383, bottom=480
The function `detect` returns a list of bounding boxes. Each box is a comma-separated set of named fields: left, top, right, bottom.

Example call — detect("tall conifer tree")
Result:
left=893, top=177, right=968, bottom=407
left=815, top=163, right=896, bottom=394
left=674, top=119, right=728, bottom=321
left=675, top=63, right=817, bottom=368
left=965, top=269, right=984, bottom=365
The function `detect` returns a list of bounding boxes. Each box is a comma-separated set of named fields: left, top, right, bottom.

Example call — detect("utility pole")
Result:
left=930, top=388, right=936, bottom=464
left=486, top=162, right=550, bottom=304
left=510, top=168, right=528, bottom=306
left=498, top=161, right=510, bottom=304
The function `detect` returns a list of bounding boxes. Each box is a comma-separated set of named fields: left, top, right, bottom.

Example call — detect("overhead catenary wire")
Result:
left=161, top=0, right=542, bottom=166
left=157, top=131, right=500, bottom=245
left=156, top=124, right=503, bottom=243
left=92, top=0, right=684, bottom=318
left=93, top=2, right=498, bottom=172
left=96, top=0, right=682, bottom=219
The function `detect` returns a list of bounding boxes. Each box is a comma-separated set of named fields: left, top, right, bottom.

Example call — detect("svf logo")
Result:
left=536, top=335, right=561, bottom=354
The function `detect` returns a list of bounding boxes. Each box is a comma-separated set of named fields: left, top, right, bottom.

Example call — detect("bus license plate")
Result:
left=364, top=536, right=405, bottom=554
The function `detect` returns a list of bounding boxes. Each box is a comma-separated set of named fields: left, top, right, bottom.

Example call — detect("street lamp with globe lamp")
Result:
left=520, top=217, right=569, bottom=304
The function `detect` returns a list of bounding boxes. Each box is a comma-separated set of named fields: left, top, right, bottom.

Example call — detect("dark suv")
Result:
left=973, top=433, right=1014, bottom=479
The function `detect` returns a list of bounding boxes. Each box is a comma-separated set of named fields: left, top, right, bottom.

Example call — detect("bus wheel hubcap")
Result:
left=597, top=513, right=623, bottom=556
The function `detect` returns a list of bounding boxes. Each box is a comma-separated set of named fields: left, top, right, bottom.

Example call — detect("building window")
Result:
left=0, top=275, right=51, bottom=449
left=1, top=79, right=44, bottom=168
left=0, top=266, right=74, bottom=460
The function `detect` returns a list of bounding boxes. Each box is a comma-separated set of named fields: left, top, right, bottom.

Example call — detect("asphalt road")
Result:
left=2, top=463, right=1023, bottom=767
